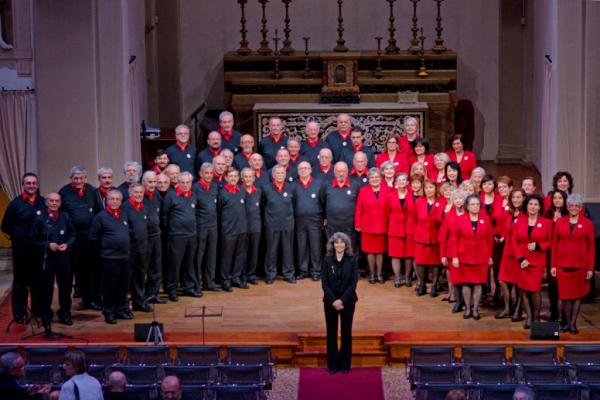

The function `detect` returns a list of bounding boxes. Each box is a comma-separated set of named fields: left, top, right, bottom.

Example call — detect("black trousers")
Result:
left=264, top=228, right=294, bottom=280
left=327, top=225, right=358, bottom=254
left=145, top=235, right=162, bottom=298
left=324, top=302, right=355, bottom=371
left=10, top=239, right=35, bottom=319
left=220, top=233, right=247, bottom=285
left=129, top=247, right=149, bottom=307
left=196, top=227, right=218, bottom=288
left=166, top=236, right=198, bottom=295
left=71, top=238, right=99, bottom=305
left=101, top=258, right=130, bottom=316
left=296, top=223, right=322, bottom=276
left=245, top=231, right=261, bottom=281
left=32, top=251, right=72, bottom=326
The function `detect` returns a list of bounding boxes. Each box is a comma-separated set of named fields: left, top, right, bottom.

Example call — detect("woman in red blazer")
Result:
left=449, top=195, right=494, bottom=320
left=399, top=116, right=421, bottom=156
left=446, top=134, right=477, bottom=180
left=439, top=188, right=468, bottom=311
left=385, top=173, right=415, bottom=287
left=496, top=188, right=525, bottom=320
left=355, top=168, right=389, bottom=284
left=413, top=179, right=445, bottom=297
left=381, top=161, right=397, bottom=190
left=408, top=138, right=436, bottom=178
left=544, top=171, right=574, bottom=212
left=479, top=174, right=503, bottom=305
left=375, top=136, right=409, bottom=174
left=551, top=193, right=595, bottom=334
left=544, top=190, right=568, bottom=322
left=432, top=153, right=451, bottom=186
left=512, top=194, right=552, bottom=329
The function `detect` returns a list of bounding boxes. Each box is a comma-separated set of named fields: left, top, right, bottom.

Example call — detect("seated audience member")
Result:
left=161, top=375, right=182, bottom=400
left=107, top=370, right=127, bottom=393
left=60, top=351, right=103, bottom=400
left=0, top=352, right=50, bottom=399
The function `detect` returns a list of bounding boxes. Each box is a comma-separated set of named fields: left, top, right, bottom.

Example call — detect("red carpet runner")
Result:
left=298, top=367, right=385, bottom=400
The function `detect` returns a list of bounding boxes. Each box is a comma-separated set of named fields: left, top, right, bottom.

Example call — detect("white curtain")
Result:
left=0, top=91, right=37, bottom=199
left=126, top=59, right=142, bottom=162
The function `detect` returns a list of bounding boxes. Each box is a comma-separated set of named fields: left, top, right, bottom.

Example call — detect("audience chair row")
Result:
left=414, top=383, right=599, bottom=400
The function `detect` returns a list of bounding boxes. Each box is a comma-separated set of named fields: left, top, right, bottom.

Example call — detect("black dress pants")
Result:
left=145, top=235, right=162, bottom=298
left=130, top=247, right=149, bottom=307
left=264, top=228, right=294, bottom=280
left=245, top=231, right=261, bottom=281
left=196, top=227, right=218, bottom=288
left=296, top=223, right=322, bottom=277
left=71, top=238, right=99, bottom=306
left=166, top=236, right=198, bottom=295
left=220, top=233, right=247, bottom=285
left=324, top=302, right=355, bottom=371
left=33, top=252, right=72, bottom=326
left=101, top=258, right=130, bottom=316
left=10, top=239, right=35, bottom=319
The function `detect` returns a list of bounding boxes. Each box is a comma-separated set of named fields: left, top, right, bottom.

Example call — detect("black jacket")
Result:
left=321, top=254, right=358, bottom=306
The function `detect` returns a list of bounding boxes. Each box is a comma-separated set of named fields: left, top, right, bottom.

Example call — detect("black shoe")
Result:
left=182, top=290, right=203, bottom=298
left=328, top=368, right=338, bottom=375
left=221, top=284, right=233, bottom=292
left=205, top=285, right=223, bottom=292
left=81, top=302, right=102, bottom=311
left=311, top=274, right=321, bottom=281
left=286, top=278, right=297, bottom=284
left=13, top=314, right=26, bottom=324
left=104, top=314, right=117, bottom=324
left=394, top=280, right=401, bottom=288
left=495, top=310, right=510, bottom=319
left=416, top=285, right=427, bottom=296
left=265, top=279, right=274, bottom=285
left=523, top=321, right=531, bottom=330
left=570, top=327, right=579, bottom=335
left=472, top=311, right=481, bottom=320
left=116, top=310, right=134, bottom=320
left=247, top=278, right=259, bottom=285
left=58, top=314, right=73, bottom=326
left=560, top=325, right=570, bottom=333
left=511, top=315, right=525, bottom=322
left=405, top=278, right=413, bottom=288
left=430, top=288, right=439, bottom=298
left=451, top=302, right=463, bottom=313
left=296, top=273, right=308, bottom=280
left=377, top=276, right=384, bottom=284
left=147, top=296, right=167, bottom=304
left=168, top=293, right=179, bottom=302
left=341, top=369, right=349, bottom=374
left=232, top=281, right=249, bottom=289
left=132, top=303, right=153, bottom=312
left=463, top=311, right=472, bottom=319
left=44, top=328, right=62, bottom=339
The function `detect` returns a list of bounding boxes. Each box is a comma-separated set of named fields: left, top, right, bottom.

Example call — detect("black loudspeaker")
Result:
left=133, top=323, right=164, bottom=342
left=530, top=321, right=560, bottom=340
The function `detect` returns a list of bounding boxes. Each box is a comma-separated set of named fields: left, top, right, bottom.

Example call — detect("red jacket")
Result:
left=448, top=212, right=494, bottom=264
left=551, top=214, right=595, bottom=270
left=413, top=197, right=446, bottom=245
left=511, top=216, right=552, bottom=267
left=355, top=185, right=389, bottom=234
left=375, top=152, right=409, bottom=174
left=438, top=208, right=468, bottom=258
left=408, top=154, right=436, bottom=178
left=446, top=150, right=477, bottom=180
left=399, top=135, right=420, bottom=157
left=385, top=190, right=415, bottom=238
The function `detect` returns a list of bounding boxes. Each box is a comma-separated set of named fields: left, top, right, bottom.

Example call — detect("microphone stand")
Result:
left=145, top=294, right=164, bottom=344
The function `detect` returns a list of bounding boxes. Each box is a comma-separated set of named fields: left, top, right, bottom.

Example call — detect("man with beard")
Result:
left=153, top=149, right=170, bottom=174
left=340, top=127, right=375, bottom=169
left=96, top=167, right=115, bottom=208
left=117, top=161, right=142, bottom=200
left=234, top=134, right=257, bottom=170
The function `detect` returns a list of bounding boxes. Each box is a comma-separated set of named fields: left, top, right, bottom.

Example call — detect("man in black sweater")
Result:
left=196, top=130, right=222, bottom=169
left=161, top=172, right=202, bottom=300
left=241, top=168, right=262, bottom=285
left=0, top=352, right=50, bottom=399
left=218, top=169, right=248, bottom=291
left=219, top=110, right=242, bottom=154
left=1, top=173, right=45, bottom=323
left=249, top=153, right=269, bottom=189
left=95, top=167, right=115, bottom=208
left=30, top=192, right=76, bottom=332
left=262, top=165, right=296, bottom=284
left=234, top=134, right=257, bottom=170
left=89, top=190, right=132, bottom=324
left=122, top=183, right=151, bottom=312
left=294, top=161, right=324, bottom=281
left=349, top=151, right=370, bottom=188
left=313, top=148, right=334, bottom=183
left=287, top=138, right=307, bottom=181
left=340, top=127, right=375, bottom=169
left=166, top=124, right=197, bottom=175
left=320, top=161, right=359, bottom=250
left=117, top=161, right=142, bottom=200
left=259, top=117, right=288, bottom=168
left=192, top=163, right=221, bottom=292
left=58, top=166, right=102, bottom=311
left=142, top=171, right=166, bottom=303
left=325, top=113, right=352, bottom=161
left=301, top=121, right=330, bottom=168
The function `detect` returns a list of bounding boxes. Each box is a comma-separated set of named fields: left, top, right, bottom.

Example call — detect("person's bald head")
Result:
left=207, top=131, right=221, bottom=149
left=107, top=370, right=127, bottom=393
left=45, top=192, right=61, bottom=211
left=161, top=375, right=182, bottom=400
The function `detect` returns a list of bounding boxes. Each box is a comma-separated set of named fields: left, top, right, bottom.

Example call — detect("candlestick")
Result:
left=385, top=0, right=399, bottom=54
left=258, top=0, right=273, bottom=55
left=432, top=0, right=447, bottom=53
left=273, top=29, right=281, bottom=79
left=408, top=0, right=421, bottom=54
left=302, top=37, right=313, bottom=78
left=280, top=0, right=295, bottom=55
left=334, top=0, right=348, bottom=52
left=236, top=0, right=252, bottom=55
left=417, top=27, right=428, bottom=78
left=374, top=37, right=384, bottom=79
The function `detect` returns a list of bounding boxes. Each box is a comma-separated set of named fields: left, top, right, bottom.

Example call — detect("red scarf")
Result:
left=98, top=186, right=112, bottom=198
left=350, top=167, right=366, bottom=177
left=144, top=190, right=154, bottom=200
left=333, top=178, right=350, bottom=188
left=176, top=142, right=189, bottom=151
left=208, top=147, right=221, bottom=157
left=245, top=185, right=257, bottom=195
left=299, top=176, right=313, bottom=189
left=224, top=183, right=240, bottom=193
left=198, top=179, right=212, bottom=191
left=270, top=133, right=283, bottom=144
left=152, top=165, right=162, bottom=174
left=242, top=151, right=254, bottom=160
left=290, top=153, right=300, bottom=163
left=306, top=137, right=319, bottom=148
left=71, top=184, right=86, bottom=197
left=338, top=130, right=351, bottom=140
left=128, top=197, right=144, bottom=212
left=213, top=171, right=224, bottom=182
left=352, top=143, right=364, bottom=152
left=219, top=127, right=233, bottom=141
left=320, top=164, right=332, bottom=174
left=106, top=207, right=121, bottom=219
left=176, top=187, right=192, bottom=198
left=273, top=181, right=285, bottom=193
left=47, top=208, right=59, bottom=222
left=21, top=191, right=37, bottom=206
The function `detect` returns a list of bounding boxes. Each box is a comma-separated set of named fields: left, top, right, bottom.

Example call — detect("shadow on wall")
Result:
left=457, top=59, right=485, bottom=158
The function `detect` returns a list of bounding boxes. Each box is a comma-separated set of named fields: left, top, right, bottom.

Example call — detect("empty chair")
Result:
left=575, top=364, right=600, bottom=384
left=211, top=384, right=264, bottom=400
left=23, top=364, right=54, bottom=385
left=414, top=384, right=472, bottom=400
left=0, top=346, right=19, bottom=357
left=410, top=346, right=456, bottom=366
left=176, top=346, right=221, bottom=366
left=411, top=365, right=463, bottom=386
left=163, top=365, right=212, bottom=385
left=217, top=365, right=264, bottom=385
left=124, top=345, right=171, bottom=365
left=226, top=346, right=274, bottom=384
left=181, top=384, right=209, bottom=400
left=475, top=384, right=521, bottom=400
left=511, top=346, right=557, bottom=365
left=105, top=384, right=155, bottom=400
left=563, top=345, right=600, bottom=365
left=87, top=364, right=107, bottom=383
left=532, top=383, right=581, bottom=400
left=24, top=346, right=68, bottom=366
left=111, top=365, right=160, bottom=385
left=461, top=346, right=507, bottom=365
left=468, top=364, right=518, bottom=384
left=588, top=383, right=600, bottom=400
left=76, top=346, right=121, bottom=366
left=521, top=365, right=571, bottom=384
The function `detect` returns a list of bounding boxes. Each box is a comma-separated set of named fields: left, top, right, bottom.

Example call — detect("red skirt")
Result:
left=557, top=267, right=590, bottom=300
left=453, top=263, right=489, bottom=285
left=414, top=242, right=441, bottom=265
left=361, top=233, right=387, bottom=254
left=499, top=254, right=519, bottom=284
left=388, top=235, right=412, bottom=258
left=517, top=264, right=544, bottom=292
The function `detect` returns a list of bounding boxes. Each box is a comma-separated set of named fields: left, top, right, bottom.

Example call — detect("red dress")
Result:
left=375, top=152, right=409, bottom=174
left=355, top=185, right=389, bottom=253
left=439, top=208, right=468, bottom=284
left=385, top=190, right=415, bottom=258
left=413, top=197, right=446, bottom=265
left=512, top=216, right=552, bottom=292
left=408, top=154, right=436, bottom=178
left=498, top=211, right=524, bottom=284
left=551, top=215, right=595, bottom=300
left=446, top=150, right=477, bottom=180
left=448, top=212, right=494, bottom=284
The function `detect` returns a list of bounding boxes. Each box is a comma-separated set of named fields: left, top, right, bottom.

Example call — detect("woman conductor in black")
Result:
left=322, top=232, right=359, bottom=375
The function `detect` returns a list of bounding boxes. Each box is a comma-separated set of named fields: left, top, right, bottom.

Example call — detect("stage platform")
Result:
left=1, top=277, right=599, bottom=366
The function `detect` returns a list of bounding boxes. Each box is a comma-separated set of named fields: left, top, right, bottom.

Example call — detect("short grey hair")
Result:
left=123, top=161, right=142, bottom=175
left=219, top=110, right=234, bottom=121
left=142, top=171, right=157, bottom=183
left=333, top=161, right=348, bottom=172
left=287, top=137, right=301, bottom=146
left=567, top=193, right=584, bottom=206
left=326, top=232, right=354, bottom=256
left=128, top=183, right=144, bottom=196
left=434, top=152, right=451, bottom=165
left=512, top=386, right=534, bottom=400
left=165, top=164, right=180, bottom=174
left=107, top=189, right=123, bottom=200
left=403, top=116, right=418, bottom=127
left=69, top=165, right=87, bottom=178
left=221, top=149, right=234, bottom=157
left=471, top=166, right=486, bottom=177
left=178, top=171, right=193, bottom=182
left=175, top=124, right=190, bottom=134
left=200, top=162, right=214, bottom=173
left=97, top=167, right=113, bottom=177
left=451, top=188, right=468, bottom=204
left=319, top=148, right=333, bottom=158
left=380, top=161, right=396, bottom=171
left=240, top=167, right=254, bottom=177
left=271, top=164, right=286, bottom=177
left=367, top=167, right=381, bottom=179
left=0, top=352, right=22, bottom=373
